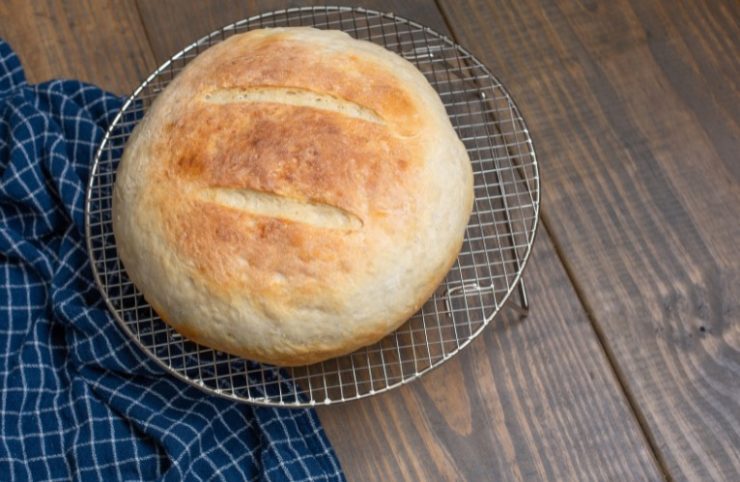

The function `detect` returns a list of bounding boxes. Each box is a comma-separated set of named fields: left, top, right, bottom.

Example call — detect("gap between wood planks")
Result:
left=133, top=0, right=157, bottom=64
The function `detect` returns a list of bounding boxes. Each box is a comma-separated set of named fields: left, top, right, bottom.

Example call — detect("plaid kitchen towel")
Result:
left=0, top=39, right=344, bottom=482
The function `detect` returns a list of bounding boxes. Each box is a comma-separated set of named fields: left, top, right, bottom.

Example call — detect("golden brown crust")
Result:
left=156, top=103, right=416, bottom=302
left=193, top=30, right=422, bottom=136
left=113, top=28, right=473, bottom=366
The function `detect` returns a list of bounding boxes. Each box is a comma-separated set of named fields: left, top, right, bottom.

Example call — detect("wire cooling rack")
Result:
left=85, top=6, right=540, bottom=407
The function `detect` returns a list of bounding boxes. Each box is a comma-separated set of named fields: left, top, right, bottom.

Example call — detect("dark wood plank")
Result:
left=135, top=0, right=448, bottom=62
left=134, top=2, right=663, bottom=480
left=438, top=1, right=740, bottom=480
left=0, top=0, right=156, bottom=95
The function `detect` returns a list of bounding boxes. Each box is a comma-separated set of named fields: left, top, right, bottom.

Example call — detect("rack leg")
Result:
left=510, top=278, right=529, bottom=317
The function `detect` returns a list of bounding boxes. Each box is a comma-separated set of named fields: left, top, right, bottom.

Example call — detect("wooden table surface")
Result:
left=3, top=1, right=737, bottom=480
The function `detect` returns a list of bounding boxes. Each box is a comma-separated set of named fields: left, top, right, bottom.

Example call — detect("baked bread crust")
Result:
left=112, top=27, right=473, bottom=366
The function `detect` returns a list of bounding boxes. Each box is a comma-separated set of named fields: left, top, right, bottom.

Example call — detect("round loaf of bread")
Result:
left=112, top=27, right=473, bottom=366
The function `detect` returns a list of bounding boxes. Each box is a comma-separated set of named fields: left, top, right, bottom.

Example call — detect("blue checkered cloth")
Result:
left=0, top=39, right=345, bottom=482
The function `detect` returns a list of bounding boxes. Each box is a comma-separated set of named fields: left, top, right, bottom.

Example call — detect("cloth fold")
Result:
left=0, top=39, right=344, bottom=482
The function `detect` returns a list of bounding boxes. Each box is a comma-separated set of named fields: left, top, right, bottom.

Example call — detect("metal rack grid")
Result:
left=85, top=6, right=540, bottom=407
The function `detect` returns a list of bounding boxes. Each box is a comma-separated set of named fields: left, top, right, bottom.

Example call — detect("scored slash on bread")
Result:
left=199, top=186, right=363, bottom=231
left=204, top=87, right=385, bottom=125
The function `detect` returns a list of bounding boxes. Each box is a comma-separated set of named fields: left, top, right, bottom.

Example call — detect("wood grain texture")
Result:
left=438, top=1, right=740, bottom=480
left=133, top=1, right=663, bottom=480
left=135, top=0, right=447, bottom=63
left=0, top=0, right=156, bottom=95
